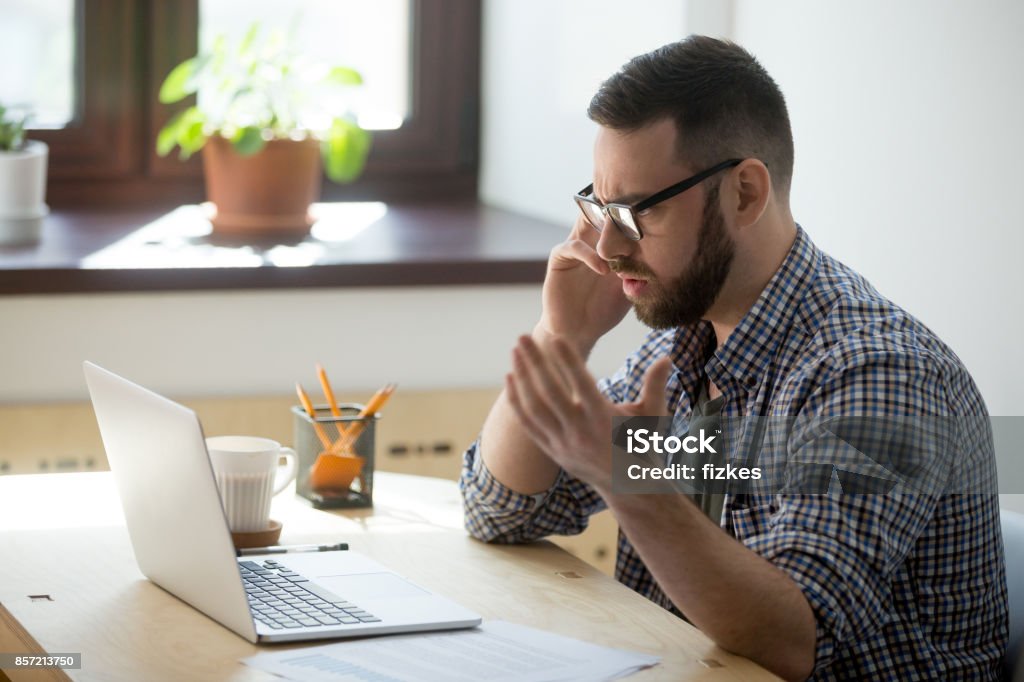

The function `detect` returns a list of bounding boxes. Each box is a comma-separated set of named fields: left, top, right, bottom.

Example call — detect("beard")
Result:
left=608, top=183, right=734, bottom=330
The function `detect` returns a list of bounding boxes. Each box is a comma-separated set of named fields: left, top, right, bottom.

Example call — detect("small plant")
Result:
left=0, top=103, right=28, bottom=152
left=156, top=22, right=371, bottom=183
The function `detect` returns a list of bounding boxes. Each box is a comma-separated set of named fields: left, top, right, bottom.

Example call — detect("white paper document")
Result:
left=241, top=621, right=660, bottom=682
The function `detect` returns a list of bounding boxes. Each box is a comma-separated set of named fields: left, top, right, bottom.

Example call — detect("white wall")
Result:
left=479, top=0, right=690, bottom=226
left=0, top=286, right=643, bottom=402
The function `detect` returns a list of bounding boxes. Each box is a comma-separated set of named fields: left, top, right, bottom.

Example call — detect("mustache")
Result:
left=607, top=258, right=654, bottom=279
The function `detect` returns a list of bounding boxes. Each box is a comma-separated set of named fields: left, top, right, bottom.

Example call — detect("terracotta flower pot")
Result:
left=202, top=135, right=321, bottom=237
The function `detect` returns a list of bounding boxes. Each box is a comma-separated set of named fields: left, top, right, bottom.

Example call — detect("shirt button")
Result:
left=744, top=376, right=757, bottom=388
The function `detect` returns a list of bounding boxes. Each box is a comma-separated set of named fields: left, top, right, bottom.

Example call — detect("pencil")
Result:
left=296, top=382, right=333, bottom=451
left=317, top=364, right=342, bottom=418
left=335, top=383, right=396, bottom=451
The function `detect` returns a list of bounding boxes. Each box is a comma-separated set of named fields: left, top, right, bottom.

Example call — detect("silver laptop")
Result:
left=83, top=361, right=481, bottom=644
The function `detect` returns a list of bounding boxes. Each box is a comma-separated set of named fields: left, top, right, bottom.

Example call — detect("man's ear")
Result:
left=728, top=159, right=772, bottom=229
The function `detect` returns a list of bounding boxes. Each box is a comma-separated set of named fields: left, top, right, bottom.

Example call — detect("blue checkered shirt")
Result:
left=460, top=226, right=1008, bottom=680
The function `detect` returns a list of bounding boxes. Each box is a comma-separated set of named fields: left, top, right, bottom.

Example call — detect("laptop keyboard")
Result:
left=239, top=559, right=381, bottom=630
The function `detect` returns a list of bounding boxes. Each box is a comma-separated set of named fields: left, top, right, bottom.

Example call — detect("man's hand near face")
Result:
left=533, top=216, right=632, bottom=357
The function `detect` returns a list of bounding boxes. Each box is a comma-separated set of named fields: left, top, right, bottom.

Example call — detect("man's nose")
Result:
left=595, top=216, right=633, bottom=261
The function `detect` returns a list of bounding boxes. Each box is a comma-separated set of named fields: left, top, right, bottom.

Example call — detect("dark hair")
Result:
left=588, top=35, right=794, bottom=198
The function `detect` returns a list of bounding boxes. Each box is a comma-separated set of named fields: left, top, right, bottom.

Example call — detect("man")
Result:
left=459, top=36, right=1007, bottom=681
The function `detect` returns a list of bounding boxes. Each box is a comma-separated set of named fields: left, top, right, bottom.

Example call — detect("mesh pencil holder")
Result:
left=292, top=403, right=378, bottom=509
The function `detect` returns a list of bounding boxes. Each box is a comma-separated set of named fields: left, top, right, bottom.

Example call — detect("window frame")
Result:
left=40, top=0, right=481, bottom=208
left=30, top=1, right=143, bottom=182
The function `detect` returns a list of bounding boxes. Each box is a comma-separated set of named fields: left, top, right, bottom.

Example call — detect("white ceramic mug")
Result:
left=206, top=436, right=298, bottom=532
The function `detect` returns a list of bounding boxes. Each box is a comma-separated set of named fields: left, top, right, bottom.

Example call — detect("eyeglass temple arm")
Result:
left=634, top=158, right=744, bottom=212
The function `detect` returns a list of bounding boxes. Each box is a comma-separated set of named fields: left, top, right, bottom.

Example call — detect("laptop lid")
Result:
left=83, top=361, right=258, bottom=642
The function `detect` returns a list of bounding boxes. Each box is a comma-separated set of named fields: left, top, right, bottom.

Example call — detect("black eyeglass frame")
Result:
left=574, top=158, right=744, bottom=241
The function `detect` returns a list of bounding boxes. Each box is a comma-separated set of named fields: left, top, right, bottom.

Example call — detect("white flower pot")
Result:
left=0, top=140, right=48, bottom=246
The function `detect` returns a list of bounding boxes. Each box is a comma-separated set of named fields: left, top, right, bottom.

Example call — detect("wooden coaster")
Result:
left=230, top=519, right=282, bottom=550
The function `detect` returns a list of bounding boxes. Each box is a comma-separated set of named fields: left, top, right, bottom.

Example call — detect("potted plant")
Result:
left=0, top=104, right=48, bottom=246
left=157, top=23, right=371, bottom=237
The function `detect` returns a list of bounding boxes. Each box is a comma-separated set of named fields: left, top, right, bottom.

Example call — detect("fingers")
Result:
left=568, top=214, right=596, bottom=243
left=507, top=334, right=619, bottom=486
left=505, top=335, right=569, bottom=444
left=550, top=236, right=610, bottom=276
left=512, top=336, right=576, bottom=423
left=549, top=337, right=603, bottom=413
left=637, top=356, right=674, bottom=416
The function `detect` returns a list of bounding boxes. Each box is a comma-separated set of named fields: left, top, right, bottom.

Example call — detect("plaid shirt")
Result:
left=460, top=226, right=1008, bottom=680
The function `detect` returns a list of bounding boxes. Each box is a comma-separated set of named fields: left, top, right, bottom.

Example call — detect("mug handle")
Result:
left=273, top=447, right=299, bottom=495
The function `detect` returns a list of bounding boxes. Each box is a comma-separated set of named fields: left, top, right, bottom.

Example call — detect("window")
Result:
left=18, top=0, right=480, bottom=208
left=0, top=0, right=75, bottom=128
left=199, top=0, right=411, bottom=131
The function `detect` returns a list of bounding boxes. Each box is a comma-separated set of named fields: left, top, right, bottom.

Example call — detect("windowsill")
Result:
left=0, top=201, right=560, bottom=295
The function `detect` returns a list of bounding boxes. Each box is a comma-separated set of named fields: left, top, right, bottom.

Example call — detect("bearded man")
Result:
left=459, top=35, right=1007, bottom=681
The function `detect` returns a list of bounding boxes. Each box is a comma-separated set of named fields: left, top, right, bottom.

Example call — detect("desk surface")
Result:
left=0, top=472, right=778, bottom=682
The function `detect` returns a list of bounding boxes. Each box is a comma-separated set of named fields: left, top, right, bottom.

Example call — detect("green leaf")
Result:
left=156, top=125, right=177, bottom=157
left=156, top=109, right=187, bottom=157
left=263, top=29, right=286, bottom=61
left=231, top=126, right=265, bottom=156
left=158, top=58, right=198, bottom=104
left=324, top=66, right=363, bottom=86
left=0, top=107, right=25, bottom=151
left=238, top=22, right=260, bottom=56
left=212, top=34, right=228, bottom=57
left=322, top=118, right=371, bottom=184
left=177, top=112, right=208, bottom=160
left=155, top=106, right=205, bottom=157
left=210, top=34, right=228, bottom=73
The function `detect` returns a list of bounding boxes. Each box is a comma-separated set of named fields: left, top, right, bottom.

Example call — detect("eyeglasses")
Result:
left=573, top=158, right=743, bottom=241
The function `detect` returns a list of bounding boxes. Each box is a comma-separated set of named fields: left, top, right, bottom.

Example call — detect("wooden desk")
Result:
left=0, top=472, right=779, bottom=682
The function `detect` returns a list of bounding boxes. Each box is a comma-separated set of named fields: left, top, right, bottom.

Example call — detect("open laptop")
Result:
left=83, top=361, right=481, bottom=644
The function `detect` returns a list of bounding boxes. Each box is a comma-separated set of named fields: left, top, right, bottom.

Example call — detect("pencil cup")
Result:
left=292, top=403, right=377, bottom=509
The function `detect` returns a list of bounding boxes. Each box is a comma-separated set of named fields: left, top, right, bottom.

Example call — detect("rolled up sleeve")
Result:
left=738, top=490, right=940, bottom=672
left=459, top=439, right=605, bottom=544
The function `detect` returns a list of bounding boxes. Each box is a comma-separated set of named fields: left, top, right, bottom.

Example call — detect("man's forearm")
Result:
left=605, top=492, right=816, bottom=682
left=479, top=389, right=560, bottom=495
left=480, top=326, right=601, bottom=496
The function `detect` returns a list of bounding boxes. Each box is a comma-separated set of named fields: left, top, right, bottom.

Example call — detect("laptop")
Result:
left=83, top=361, right=482, bottom=644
